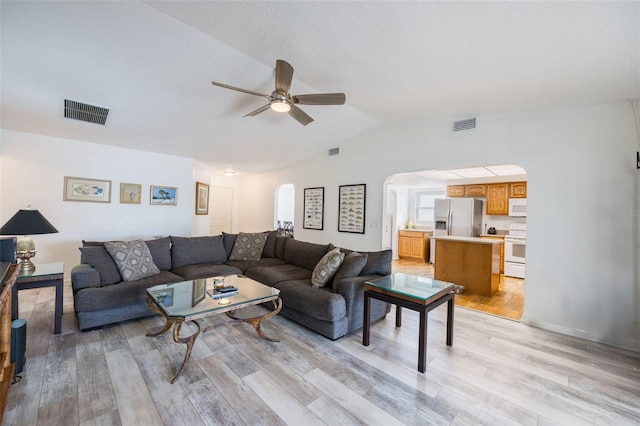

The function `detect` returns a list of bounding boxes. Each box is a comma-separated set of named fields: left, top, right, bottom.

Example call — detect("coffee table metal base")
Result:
left=363, top=289, right=454, bottom=373
left=146, top=297, right=282, bottom=383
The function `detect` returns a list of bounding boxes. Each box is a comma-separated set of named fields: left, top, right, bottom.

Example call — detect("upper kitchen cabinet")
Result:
left=509, top=181, right=527, bottom=198
left=464, top=184, right=487, bottom=197
left=447, top=185, right=465, bottom=197
left=486, top=183, right=509, bottom=215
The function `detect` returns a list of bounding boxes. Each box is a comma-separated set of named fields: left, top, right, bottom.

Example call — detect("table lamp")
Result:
left=0, top=206, right=58, bottom=273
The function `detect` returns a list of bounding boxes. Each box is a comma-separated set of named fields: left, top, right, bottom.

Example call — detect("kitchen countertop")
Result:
left=431, top=235, right=502, bottom=244
left=399, top=229, right=432, bottom=233
left=480, top=233, right=506, bottom=238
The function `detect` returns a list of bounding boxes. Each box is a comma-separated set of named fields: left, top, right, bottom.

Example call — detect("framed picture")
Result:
left=150, top=185, right=177, bottom=206
left=120, top=183, right=142, bottom=204
left=338, top=184, right=366, bottom=234
left=151, top=288, right=174, bottom=307
left=303, top=187, right=324, bottom=230
left=192, top=279, right=206, bottom=306
left=195, top=181, right=209, bottom=215
left=63, top=176, right=112, bottom=203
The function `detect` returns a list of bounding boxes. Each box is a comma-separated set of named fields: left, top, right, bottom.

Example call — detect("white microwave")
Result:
left=508, top=198, right=527, bottom=217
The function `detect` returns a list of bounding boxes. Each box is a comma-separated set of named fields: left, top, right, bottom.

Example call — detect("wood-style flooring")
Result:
left=5, top=283, right=639, bottom=425
left=393, top=259, right=525, bottom=321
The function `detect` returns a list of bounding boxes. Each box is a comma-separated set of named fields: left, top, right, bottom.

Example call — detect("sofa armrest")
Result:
left=336, top=274, right=390, bottom=332
left=71, top=264, right=102, bottom=293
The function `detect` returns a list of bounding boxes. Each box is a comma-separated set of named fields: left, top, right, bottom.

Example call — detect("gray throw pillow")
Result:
left=144, top=237, right=171, bottom=271
left=229, top=232, right=269, bottom=261
left=311, top=248, right=345, bottom=288
left=104, top=240, right=160, bottom=282
left=222, top=232, right=237, bottom=258
left=261, top=230, right=278, bottom=258
left=332, top=251, right=368, bottom=291
left=79, top=246, right=122, bottom=285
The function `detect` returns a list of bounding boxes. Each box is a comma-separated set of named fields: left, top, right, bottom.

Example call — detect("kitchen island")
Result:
left=432, top=236, right=501, bottom=296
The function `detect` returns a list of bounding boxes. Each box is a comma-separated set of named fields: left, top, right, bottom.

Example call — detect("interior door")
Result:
left=209, top=186, right=233, bottom=235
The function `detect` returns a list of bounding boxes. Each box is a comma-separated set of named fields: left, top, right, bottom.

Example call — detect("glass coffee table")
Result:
left=363, top=273, right=459, bottom=373
left=146, top=274, right=281, bottom=383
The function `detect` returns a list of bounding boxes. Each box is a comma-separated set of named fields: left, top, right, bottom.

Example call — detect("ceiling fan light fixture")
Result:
left=270, top=100, right=291, bottom=113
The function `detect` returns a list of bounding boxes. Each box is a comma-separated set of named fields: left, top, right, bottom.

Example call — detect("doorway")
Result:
left=275, top=183, right=295, bottom=236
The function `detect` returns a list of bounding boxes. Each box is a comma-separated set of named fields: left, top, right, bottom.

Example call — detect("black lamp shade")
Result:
left=0, top=209, right=58, bottom=235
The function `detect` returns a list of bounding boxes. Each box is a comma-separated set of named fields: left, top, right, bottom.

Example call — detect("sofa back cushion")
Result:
left=284, top=238, right=330, bottom=271
left=275, top=236, right=289, bottom=260
left=79, top=246, right=122, bottom=285
left=340, top=248, right=392, bottom=276
left=144, top=237, right=172, bottom=271
left=170, top=235, right=227, bottom=268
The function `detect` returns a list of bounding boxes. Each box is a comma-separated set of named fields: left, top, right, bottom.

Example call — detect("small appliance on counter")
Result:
left=487, top=227, right=496, bottom=234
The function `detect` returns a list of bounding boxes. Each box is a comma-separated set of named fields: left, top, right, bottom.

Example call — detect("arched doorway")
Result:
left=275, top=183, right=295, bottom=236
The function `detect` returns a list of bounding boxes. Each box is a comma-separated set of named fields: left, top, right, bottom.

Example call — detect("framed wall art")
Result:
left=338, top=184, right=366, bottom=234
left=63, top=176, right=112, bottom=203
left=150, top=185, right=177, bottom=206
left=303, top=187, right=324, bottom=230
left=120, top=182, right=142, bottom=204
left=195, top=181, right=209, bottom=215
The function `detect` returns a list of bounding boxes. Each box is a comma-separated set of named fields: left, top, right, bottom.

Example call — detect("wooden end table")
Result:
left=12, top=262, right=64, bottom=335
left=363, top=272, right=456, bottom=373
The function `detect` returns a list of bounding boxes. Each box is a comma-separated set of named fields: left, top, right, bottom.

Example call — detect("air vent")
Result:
left=64, top=99, right=109, bottom=125
left=329, top=147, right=340, bottom=156
left=452, top=117, right=476, bottom=132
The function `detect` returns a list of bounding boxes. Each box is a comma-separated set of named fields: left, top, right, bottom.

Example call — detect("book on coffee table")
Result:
left=208, top=289, right=238, bottom=299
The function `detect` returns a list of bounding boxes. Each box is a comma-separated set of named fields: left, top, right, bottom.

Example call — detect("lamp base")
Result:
left=16, top=247, right=37, bottom=274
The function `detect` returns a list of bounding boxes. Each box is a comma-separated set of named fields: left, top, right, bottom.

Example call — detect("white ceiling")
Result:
left=2, top=1, right=639, bottom=175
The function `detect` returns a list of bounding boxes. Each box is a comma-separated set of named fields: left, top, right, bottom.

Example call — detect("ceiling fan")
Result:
left=211, top=59, right=346, bottom=126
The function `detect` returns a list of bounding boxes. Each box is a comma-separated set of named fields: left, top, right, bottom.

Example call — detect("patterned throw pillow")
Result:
left=229, top=232, right=269, bottom=261
left=311, top=248, right=345, bottom=288
left=104, top=240, right=160, bottom=282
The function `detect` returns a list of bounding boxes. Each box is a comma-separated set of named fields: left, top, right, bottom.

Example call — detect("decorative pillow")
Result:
left=229, top=232, right=269, bottom=261
left=170, top=235, right=227, bottom=268
left=261, top=230, right=278, bottom=258
left=332, top=251, right=368, bottom=292
left=144, top=237, right=172, bottom=271
left=311, top=248, right=345, bottom=288
left=222, top=232, right=238, bottom=258
left=104, top=240, right=160, bottom=282
left=79, top=246, right=122, bottom=285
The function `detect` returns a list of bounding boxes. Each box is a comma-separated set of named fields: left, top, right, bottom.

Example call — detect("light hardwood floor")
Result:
left=5, top=283, right=639, bottom=425
left=393, top=259, right=525, bottom=321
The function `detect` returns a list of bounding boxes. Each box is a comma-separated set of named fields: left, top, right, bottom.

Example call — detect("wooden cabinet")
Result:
left=481, top=236, right=505, bottom=273
left=464, top=184, right=487, bottom=197
left=486, top=183, right=509, bottom=215
left=509, top=181, right=527, bottom=198
left=398, top=230, right=430, bottom=261
left=0, top=264, right=18, bottom=423
left=446, top=185, right=465, bottom=197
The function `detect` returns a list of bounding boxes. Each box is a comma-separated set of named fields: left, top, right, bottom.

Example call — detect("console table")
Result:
left=363, top=273, right=456, bottom=373
left=12, top=262, right=63, bottom=335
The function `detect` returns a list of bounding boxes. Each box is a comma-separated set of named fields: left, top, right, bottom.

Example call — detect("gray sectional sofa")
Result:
left=71, top=232, right=392, bottom=340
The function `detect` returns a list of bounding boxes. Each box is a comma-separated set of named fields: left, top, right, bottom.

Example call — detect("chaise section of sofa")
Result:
left=71, top=232, right=392, bottom=339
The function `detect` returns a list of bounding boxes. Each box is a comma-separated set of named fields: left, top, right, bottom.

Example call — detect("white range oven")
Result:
left=504, top=223, right=526, bottom=278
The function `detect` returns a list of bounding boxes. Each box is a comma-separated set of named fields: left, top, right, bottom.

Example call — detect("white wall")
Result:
left=0, top=129, right=198, bottom=280
left=236, top=102, right=640, bottom=351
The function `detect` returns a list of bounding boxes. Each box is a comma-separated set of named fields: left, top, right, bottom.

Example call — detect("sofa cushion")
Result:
left=275, top=236, right=289, bottom=260
left=170, top=235, right=227, bottom=268
left=311, top=248, right=345, bottom=288
left=244, top=264, right=312, bottom=287
left=144, top=237, right=172, bottom=271
left=222, top=232, right=237, bottom=258
left=262, top=230, right=278, bottom=258
left=342, top=249, right=392, bottom=276
left=74, top=271, right=183, bottom=312
left=273, top=279, right=347, bottom=322
left=171, top=263, right=242, bottom=281
left=104, top=240, right=160, bottom=282
left=284, top=239, right=330, bottom=271
left=332, top=251, right=368, bottom=291
left=79, top=246, right=122, bottom=285
left=229, top=232, right=269, bottom=261
left=225, top=258, right=285, bottom=273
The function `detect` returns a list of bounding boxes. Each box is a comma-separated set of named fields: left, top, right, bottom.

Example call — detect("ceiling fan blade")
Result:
left=243, top=104, right=271, bottom=117
left=211, top=81, right=271, bottom=99
left=293, top=93, right=346, bottom=105
left=288, top=104, right=314, bottom=126
left=275, top=59, right=294, bottom=94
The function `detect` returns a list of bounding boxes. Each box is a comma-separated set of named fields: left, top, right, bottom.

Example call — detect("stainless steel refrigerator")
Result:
left=430, top=198, right=484, bottom=263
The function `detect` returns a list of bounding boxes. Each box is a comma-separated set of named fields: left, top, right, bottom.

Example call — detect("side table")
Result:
left=12, top=262, right=64, bottom=335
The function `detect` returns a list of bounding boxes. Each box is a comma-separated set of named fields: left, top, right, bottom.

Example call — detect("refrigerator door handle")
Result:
left=448, top=210, right=452, bottom=235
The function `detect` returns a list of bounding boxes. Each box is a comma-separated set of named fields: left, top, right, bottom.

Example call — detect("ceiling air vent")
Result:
left=452, top=117, right=476, bottom=132
left=329, top=147, right=340, bottom=156
left=64, top=99, right=109, bottom=125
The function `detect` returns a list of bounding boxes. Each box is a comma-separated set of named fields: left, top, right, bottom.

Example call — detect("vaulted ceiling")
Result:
left=2, top=1, right=639, bottom=175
